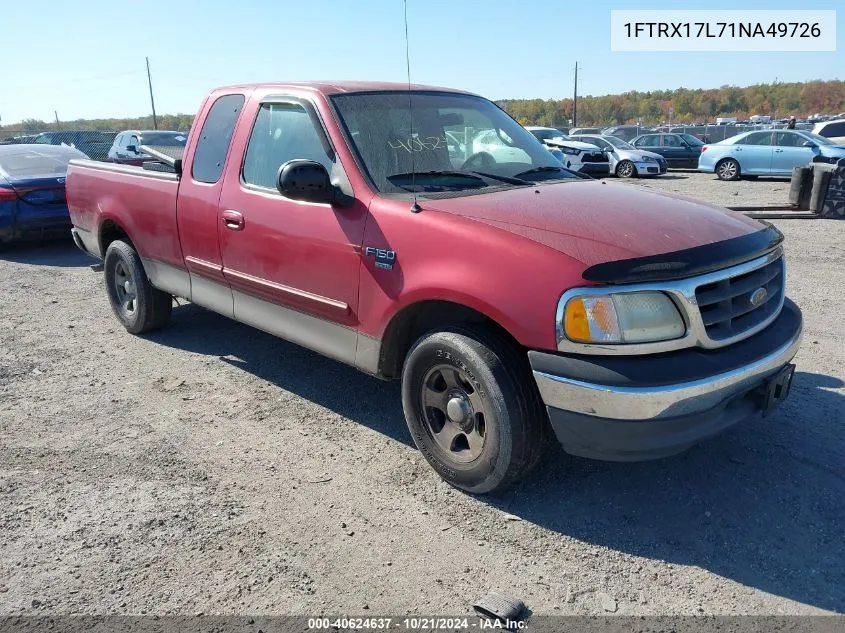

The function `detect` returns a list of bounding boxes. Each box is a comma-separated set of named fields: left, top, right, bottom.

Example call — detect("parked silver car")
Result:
left=570, top=134, right=667, bottom=178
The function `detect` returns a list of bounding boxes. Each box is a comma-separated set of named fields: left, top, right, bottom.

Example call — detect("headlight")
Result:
left=559, top=147, right=580, bottom=155
left=563, top=291, right=685, bottom=344
left=640, top=156, right=657, bottom=162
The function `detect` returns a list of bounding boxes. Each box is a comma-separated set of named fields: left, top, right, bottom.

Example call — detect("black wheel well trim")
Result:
left=377, top=299, right=523, bottom=379
left=98, top=219, right=134, bottom=255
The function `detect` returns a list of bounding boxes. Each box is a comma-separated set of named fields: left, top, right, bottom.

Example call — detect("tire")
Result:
left=104, top=239, right=172, bottom=334
left=401, top=326, right=549, bottom=494
left=615, top=160, right=637, bottom=178
left=716, top=158, right=740, bottom=181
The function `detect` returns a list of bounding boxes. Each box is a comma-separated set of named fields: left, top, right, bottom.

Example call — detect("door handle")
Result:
left=222, top=209, right=245, bottom=231
left=774, top=149, right=784, bottom=153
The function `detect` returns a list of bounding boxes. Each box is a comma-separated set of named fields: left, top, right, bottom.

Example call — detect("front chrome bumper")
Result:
left=529, top=299, right=803, bottom=460
left=534, top=326, right=801, bottom=420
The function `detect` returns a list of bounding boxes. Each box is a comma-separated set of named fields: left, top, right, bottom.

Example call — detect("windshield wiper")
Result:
left=512, top=165, right=567, bottom=178
left=386, top=170, right=491, bottom=191
left=387, top=170, right=486, bottom=182
left=468, top=170, right=530, bottom=185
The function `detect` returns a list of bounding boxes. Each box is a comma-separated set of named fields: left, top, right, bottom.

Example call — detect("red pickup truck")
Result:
left=67, top=82, right=802, bottom=493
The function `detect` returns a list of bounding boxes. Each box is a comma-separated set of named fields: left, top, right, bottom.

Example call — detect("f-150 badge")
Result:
left=364, top=247, right=396, bottom=270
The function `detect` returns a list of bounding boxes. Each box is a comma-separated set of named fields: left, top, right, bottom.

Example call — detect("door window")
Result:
left=192, top=93, right=246, bottom=184
left=634, top=134, right=659, bottom=147
left=242, top=102, right=333, bottom=190
left=739, top=132, right=773, bottom=146
left=663, top=135, right=682, bottom=147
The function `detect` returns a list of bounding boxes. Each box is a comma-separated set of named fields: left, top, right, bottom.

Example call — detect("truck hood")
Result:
left=424, top=180, right=766, bottom=269
left=543, top=138, right=602, bottom=151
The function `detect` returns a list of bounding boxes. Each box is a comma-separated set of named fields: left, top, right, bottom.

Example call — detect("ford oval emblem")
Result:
left=749, top=287, right=768, bottom=307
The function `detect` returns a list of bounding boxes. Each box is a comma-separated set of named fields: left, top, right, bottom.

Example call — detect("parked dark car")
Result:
left=0, top=144, right=87, bottom=244
left=601, top=125, right=652, bottom=142
left=0, top=134, right=41, bottom=145
left=631, top=133, right=705, bottom=168
left=108, top=130, right=189, bottom=165
left=32, top=131, right=117, bottom=161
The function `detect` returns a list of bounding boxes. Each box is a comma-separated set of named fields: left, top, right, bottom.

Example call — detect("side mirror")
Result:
left=802, top=141, right=817, bottom=148
left=277, top=159, right=334, bottom=204
left=126, top=144, right=137, bottom=153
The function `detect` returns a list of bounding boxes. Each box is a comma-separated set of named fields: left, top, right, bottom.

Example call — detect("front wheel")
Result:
left=716, top=158, right=741, bottom=181
left=615, top=160, right=637, bottom=178
left=104, top=239, right=172, bottom=334
left=401, top=327, right=548, bottom=494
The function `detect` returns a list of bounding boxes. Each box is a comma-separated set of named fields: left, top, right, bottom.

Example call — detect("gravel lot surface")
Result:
left=0, top=218, right=842, bottom=618
left=620, top=170, right=792, bottom=208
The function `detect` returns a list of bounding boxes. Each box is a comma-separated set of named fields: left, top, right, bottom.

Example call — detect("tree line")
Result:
left=4, top=113, right=194, bottom=135
left=498, top=80, right=845, bottom=128
left=3, top=79, right=844, bottom=135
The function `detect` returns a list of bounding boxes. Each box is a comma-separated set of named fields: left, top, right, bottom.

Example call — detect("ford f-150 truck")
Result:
left=66, top=82, right=803, bottom=493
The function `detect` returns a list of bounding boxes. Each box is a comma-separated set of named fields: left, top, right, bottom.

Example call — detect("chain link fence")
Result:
left=0, top=127, right=189, bottom=165
left=0, top=129, right=118, bottom=161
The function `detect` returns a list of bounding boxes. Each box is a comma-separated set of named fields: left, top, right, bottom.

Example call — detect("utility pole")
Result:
left=55, top=111, right=60, bottom=130
left=146, top=57, right=158, bottom=130
left=573, top=61, right=578, bottom=127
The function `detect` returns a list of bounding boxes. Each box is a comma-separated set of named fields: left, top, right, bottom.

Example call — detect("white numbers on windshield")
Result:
left=388, top=136, right=448, bottom=153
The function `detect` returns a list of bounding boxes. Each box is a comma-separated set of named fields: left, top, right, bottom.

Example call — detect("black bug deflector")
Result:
left=581, top=224, right=784, bottom=284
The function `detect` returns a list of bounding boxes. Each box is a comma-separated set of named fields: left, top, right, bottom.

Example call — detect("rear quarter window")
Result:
left=191, top=94, right=245, bottom=184
left=823, top=122, right=845, bottom=137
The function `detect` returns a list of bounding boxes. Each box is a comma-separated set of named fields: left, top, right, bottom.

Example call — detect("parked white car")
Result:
left=570, top=134, right=667, bottom=178
left=812, top=119, right=845, bottom=145
left=525, top=126, right=609, bottom=176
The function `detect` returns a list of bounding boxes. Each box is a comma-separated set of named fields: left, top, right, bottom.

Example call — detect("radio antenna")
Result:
left=404, top=0, right=421, bottom=213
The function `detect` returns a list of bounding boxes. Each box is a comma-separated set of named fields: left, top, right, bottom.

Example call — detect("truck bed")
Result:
left=66, top=159, right=183, bottom=269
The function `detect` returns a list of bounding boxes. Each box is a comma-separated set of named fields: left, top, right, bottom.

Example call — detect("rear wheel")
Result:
left=104, top=239, right=171, bottom=334
left=716, top=158, right=740, bottom=181
left=401, top=327, right=549, bottom=494
left=615, top=160, right=637, bottom=178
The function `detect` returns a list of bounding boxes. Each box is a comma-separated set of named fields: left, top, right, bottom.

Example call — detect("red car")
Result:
left=66, top=82, right=802, bottom=493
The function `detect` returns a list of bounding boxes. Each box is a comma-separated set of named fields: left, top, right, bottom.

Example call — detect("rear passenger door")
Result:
left=216, top=96, right=368, bottom=366
left=662, top=134, right=689, bottom=166
left=734, top=131, right=774, bottom=174
left=176, top=92, right=248, bottom=316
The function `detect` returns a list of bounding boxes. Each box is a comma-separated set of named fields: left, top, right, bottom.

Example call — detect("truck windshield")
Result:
left=331, top=91, right=576, bottom=194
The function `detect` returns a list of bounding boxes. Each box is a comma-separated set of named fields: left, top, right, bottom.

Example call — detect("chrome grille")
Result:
left=695, top=255, right=784, bottom=341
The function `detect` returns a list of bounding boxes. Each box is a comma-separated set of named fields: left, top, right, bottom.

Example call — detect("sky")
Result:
left=0, top=0, right=842, bottom=125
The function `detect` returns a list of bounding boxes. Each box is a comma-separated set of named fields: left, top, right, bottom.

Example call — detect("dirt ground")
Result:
left=0, top=218, right=843, bottom=618
left=620, top=170, right=792, bottom=208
